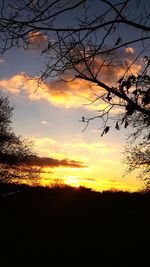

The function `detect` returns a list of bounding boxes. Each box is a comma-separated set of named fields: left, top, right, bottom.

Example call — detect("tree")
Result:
left=0, top=95, right=40, bottom=183
left=123, top=112, right=150, bottom=188
left=124, top=139, right=150, bottom=189
left=0, top=1, right=149, bottom=126
left=0, top=0, right=150, bottom=184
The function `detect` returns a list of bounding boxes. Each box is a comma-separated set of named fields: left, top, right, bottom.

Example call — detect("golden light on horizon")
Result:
left=65, top=176, right=80, bottom=188
left=28, top=135, right=145, bottom=193
left=35, top=162, right=144, bottom=192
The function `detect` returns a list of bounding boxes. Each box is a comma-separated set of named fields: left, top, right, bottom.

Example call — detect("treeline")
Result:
left=0, top=183, right=149, bottom=265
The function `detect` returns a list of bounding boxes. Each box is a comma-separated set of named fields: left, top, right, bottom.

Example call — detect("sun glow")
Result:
left=65, top=176, right=80, bottom=188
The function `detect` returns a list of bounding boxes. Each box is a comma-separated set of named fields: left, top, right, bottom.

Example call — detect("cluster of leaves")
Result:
left=100, top=71, right=150, bottom=137
left=100, top=119, right=129, bottom=137
left=118, top=74, right=150, bottom=107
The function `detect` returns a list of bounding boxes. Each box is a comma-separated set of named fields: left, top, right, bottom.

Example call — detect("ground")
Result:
left=0, top=183, right=149, bottom=266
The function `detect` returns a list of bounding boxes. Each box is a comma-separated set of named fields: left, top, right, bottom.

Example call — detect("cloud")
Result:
left=32, top=137, right=119, bottom=166
left=68, top=141, right=118, bottom=154
left=0, top=73, right=105, bottom=109
left=0, top=49, right=141, bottom=110
left=27, top=156, right=87, bottom=168
left=26, top=31, right=48, bottom=49
left=124, top=47, right=135, bottom=54
left=93, top=55, right=141, bottom=87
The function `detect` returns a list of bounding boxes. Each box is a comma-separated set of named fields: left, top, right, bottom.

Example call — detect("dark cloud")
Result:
left=0, top=152, right=87, bottom=169
left=27, top=156, right=87, bottom=168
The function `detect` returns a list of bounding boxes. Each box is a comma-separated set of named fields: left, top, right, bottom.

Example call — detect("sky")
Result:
left=0, top=0, right=147, bottom=191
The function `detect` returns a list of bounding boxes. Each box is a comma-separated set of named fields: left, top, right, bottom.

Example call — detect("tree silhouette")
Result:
left=0, top=1, right=149, bottom=128
left=0, top=95, right=40, bottom=183
left=125, top=140, right=150, bottom=189
left=123, top=112, right=150, bottom=188
left=0, top=0, right=150, bottom=184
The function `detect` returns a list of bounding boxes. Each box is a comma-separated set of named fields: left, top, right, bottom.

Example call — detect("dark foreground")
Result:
left=0, top=183, right=150, bottom=266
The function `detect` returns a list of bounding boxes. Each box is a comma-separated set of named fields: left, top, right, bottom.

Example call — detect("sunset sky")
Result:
left=0, top=0, right=147, bottom=191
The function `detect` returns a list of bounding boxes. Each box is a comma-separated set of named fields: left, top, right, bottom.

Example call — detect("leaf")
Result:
left=126, top=104, right=134, bottom=116
left=124, top=120, right=129, bottom=128
left=125, top=80, right=131, bottom=90
left=104, top=126, right=110, bottom=134
left=115, top=122, right=120, bottom=130
left=106, top=92, right=112, bottom=101
left=48, top=42, right=51, bottom=49
left=119, top=81, right=126, bottom=91
left=115, top=37, right=122, bottom=46
left=121, top=117, right=125, bottom=124
left=132, top=89, right=137, bottom=95
left=101, top=126, right=110, bottom=137
left=128, top=75, right=135, bottom=82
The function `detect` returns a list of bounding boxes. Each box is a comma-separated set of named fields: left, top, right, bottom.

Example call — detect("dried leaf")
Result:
left=126, top=104, right=134, bottom=115
left=101, top=126, right=110, bottom=136
left=124, top=120, right=129, bottom=128
left=115, top=122, right=120, bottom=130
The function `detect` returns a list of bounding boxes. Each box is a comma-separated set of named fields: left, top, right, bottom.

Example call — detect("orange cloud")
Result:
left=91, top=55, right=141, bottom=87
left=0, top=73, right=105, bottom=109
left=124, top=47, right=135, bottom=54
left=26, top=31, right=48, bottom=49
left=0, top=52, right=141, bottom=110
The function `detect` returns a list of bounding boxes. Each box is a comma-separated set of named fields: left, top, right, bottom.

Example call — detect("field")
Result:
left=0, top=182, right=150, bottom=266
